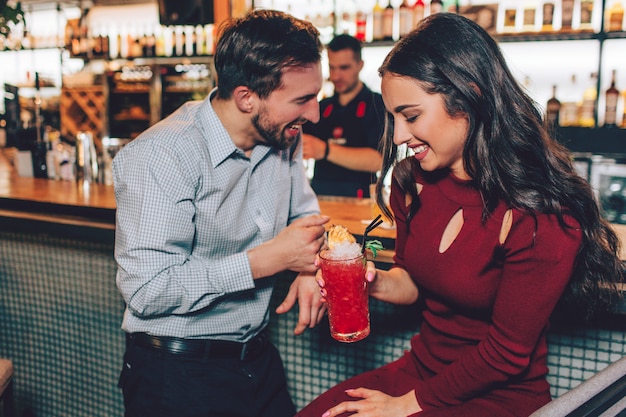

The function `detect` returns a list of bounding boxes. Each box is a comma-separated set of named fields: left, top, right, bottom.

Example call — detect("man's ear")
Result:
left=233, top=86, right=255, bottom=113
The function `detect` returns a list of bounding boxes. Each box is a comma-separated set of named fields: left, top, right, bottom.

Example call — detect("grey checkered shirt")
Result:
left=113, top=90, right=319, bottom=342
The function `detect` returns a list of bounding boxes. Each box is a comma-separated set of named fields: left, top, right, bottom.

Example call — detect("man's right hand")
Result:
left=248, top=214, right=329, bottom=279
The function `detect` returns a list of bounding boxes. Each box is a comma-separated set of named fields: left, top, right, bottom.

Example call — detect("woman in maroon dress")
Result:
left=298, top=13, right=624, bottom=417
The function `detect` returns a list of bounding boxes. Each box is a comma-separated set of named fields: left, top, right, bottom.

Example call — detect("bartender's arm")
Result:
left=302, top=133, right=382, bottom=173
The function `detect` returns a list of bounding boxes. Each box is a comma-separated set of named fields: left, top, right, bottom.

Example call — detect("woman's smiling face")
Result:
left=381, top=73, right=470, bottom=180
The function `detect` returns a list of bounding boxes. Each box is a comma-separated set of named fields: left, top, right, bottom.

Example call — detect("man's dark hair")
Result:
left=214, top=9, right=322, bottom=100
left=327, top=34, right=362, bottom=62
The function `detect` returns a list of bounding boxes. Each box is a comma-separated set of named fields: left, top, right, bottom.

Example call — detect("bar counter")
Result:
left=1, top=149, right=626, bottom=417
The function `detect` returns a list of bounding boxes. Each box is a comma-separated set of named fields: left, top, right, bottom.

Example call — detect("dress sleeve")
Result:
left=414, top=211, right=582, bottom=408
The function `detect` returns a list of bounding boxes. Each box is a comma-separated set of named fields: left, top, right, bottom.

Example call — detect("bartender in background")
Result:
left=302, top=34, right=385, bottom=198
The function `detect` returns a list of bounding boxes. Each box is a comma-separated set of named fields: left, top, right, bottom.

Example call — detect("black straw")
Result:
left=361, top=214, right=384, bottom=254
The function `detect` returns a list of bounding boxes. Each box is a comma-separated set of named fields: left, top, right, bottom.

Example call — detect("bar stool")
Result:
left=0, top=358, right=14, bottom=417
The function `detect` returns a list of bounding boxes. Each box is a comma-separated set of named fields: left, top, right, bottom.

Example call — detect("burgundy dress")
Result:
left=297, top=168, right=582, bottom=417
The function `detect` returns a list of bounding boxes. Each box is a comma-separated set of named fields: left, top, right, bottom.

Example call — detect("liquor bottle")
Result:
left=606, top=1, right=625, bottom=32
left=430, top=0, right=444, bottom=15
left=604, top=70, right=619, bottom=128
left=372, top=0, right=385, bottom=41
left=622, top=91, right=626, bottom=128
left=561, top=0, right=575, bottom=30
left=579, top=0, right=594, bottom=30
left=545, top=84, right=561, bottom=131
left=579, top=72, right=598, bottom=127
left=355, top=9, right=367, bottom=42
left=412, top=0, right=425, bottom=27
left=560, top=74, right=579, bottom=126
left=500, top=0, right=518, bottom=33
left=382, top=0, right=394, bottom=41
left=522, top=1, right=538, bottom=31
left=399, top=0, right=413, bottom=38
left=542, top=2, right=556, bottom=31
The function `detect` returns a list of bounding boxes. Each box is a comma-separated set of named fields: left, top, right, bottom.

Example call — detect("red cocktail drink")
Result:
left=319, top=250, right=369, bottom=342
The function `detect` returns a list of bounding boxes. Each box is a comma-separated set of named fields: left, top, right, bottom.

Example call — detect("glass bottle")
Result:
left=606, top=1, right=625, bottom=31
left=372, top=0, right=385, bottom=41
left=560, top=74, right=579, bottom=126
left=579, top=72, right=598, bottom=128
left=579, top=0, right=594, bottom=30
left=382, top=0, right=394, bottom=41
left=399, top=0, right=413, bottom=38
left=430, top=0, right=444, bottom=15
left=542, top=2, right=556, bottom=31
left=412, top=0, right=425, bottom=27
left=545, top=84, right=561, bottom=132
left=355, top=8, right=367, bottom=42
left=604, top=70, right=619, bottom=128
left=561, top=0, right=575, bottom=30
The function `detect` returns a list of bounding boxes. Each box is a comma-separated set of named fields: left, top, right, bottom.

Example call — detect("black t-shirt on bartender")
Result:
left=303, top=84, right=385, bottom=198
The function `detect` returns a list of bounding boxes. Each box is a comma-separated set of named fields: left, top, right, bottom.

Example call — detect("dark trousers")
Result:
left=119, top=337, right=296, bottom=417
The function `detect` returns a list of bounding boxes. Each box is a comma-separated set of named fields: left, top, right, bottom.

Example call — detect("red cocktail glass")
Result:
left=319, top=249, right=369, bottom=343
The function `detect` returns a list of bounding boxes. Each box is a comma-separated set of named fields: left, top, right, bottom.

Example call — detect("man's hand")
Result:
left=275, top=272, right=327, bottom=335
left=302, top=133, right=327, bottom=161
left=248, top=215, right=329, bottom=279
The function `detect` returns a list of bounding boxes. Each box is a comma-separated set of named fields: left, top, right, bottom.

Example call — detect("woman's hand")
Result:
left=316, top=260, right=377, bottom=301
left=321, top=388, right=422, bottom=417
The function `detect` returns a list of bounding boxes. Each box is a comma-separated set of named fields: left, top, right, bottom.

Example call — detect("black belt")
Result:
left=126, top=330, right=269, bottom=361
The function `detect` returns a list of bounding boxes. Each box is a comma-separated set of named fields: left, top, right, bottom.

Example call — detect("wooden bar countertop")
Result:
left=2, top=149, right=626, bottom=264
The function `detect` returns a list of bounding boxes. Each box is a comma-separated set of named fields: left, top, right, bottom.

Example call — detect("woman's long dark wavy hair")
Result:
left=376, top=12, right=623, bottom=320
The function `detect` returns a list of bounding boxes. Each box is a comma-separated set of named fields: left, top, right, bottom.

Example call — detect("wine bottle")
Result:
left=399, top=0, right=413, bottom=38
left=372, top=1, right=385, bottom=41
left=604, top=70, right=619, bottom=128
left=430, top=0, right=443, bottom=15
left=542, top=2, right=555, bottom=31
left=545, top=84, right=561, bottom=131
left=606, top=1, right=625, bottom=32
left=382, top=0, right=394, bottom=41
left=561, top=0, right=575, bottom=30
left=412, top=0, right=425, bottom=27
left=579, top=72, right=598, bottom=128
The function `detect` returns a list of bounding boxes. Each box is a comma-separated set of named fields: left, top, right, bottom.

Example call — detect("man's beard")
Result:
left=251, top=106, right=295, bottom=151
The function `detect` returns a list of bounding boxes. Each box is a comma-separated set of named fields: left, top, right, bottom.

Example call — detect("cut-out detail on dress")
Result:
left=406, top=183, right=424, bottom=207
left=500, top=209, right=513, bottom=245
left=439, top=208, right=464, bottom=253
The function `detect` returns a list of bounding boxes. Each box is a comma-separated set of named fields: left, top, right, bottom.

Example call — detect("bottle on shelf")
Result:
left=579, top=0, right=595, bottom=30
left=430, top=0, right=444, bottom=15
left=561, top=0, right=575, bottom=30
left=622, top=90, right=626, bottom=128
left=606, top=1, right=625, bottom=32
left=579, top=72, right=598, bottom=128
left=545, top=84, right=561, bottom=132
left=522, top=1, right=538, bottom=32
left=372, top=0, right=385, bottom=42
left=560, top=74, right=580, bottom=127
left=412, top=0, right=425, bottom=28
left=355, top=8, right=367, bottom=42
left=500, top=1, right=518, bottom=33
left=542, top=1, right=556, bottom=31
left=382, top=0, right=394, bottom=41
left=399, top=0, right=413, bottom=38
left=604, top=70, right=620, bottom=128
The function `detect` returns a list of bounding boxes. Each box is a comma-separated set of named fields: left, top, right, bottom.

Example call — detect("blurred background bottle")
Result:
left=545, top=84, right=561, bottom=132
left=604, top=69, right=619, bottom=128
left=399, top=0, right=413, bottom=38
left=578, top=72, right=598, bottom=127
left=606, top=0, right=625, bottom=31
left=562, top=0, right=575, bottom=30
left=412, top=0, right=425, bottom=27
left=430, top=0, right=444, bottom=15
